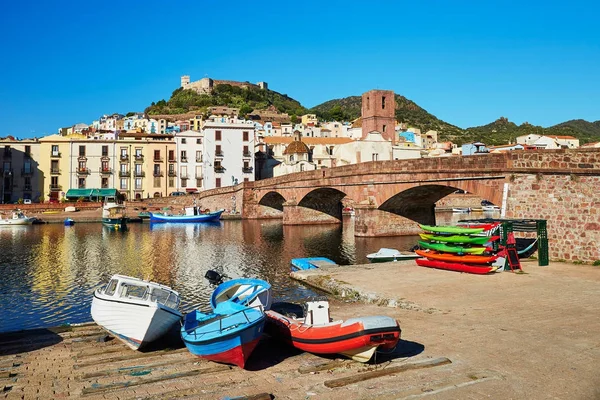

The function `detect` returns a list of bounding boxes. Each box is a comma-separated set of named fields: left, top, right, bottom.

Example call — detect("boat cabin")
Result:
left=184, top=206, right=203, bottom=216
left=99, top=275, right=180, bottom=309
left=304, top=300, right=331, bottom=325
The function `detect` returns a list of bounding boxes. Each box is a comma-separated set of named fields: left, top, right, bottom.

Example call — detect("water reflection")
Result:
left=0, top=210, right=498, bottom=333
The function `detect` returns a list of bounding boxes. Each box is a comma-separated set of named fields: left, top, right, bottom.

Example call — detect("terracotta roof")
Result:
left=264, top=137, right=353, bottom=145
left=283, top=140, right=310, bottom=155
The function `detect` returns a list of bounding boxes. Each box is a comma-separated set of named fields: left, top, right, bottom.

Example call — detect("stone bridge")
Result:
left=157, top=149, right=600, bottom=262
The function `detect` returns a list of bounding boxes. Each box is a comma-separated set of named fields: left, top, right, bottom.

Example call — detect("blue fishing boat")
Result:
left=291, top=257, right=337, bottom=271
left=181, top=301, right=265, bottom=369
left=149, top=208, right=223, bottom=223
left=210, top=278, right=272, bottom=311
left=64, top=218, right=75, bottom=226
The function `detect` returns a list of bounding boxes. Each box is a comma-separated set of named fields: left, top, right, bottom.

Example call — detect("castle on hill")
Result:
left=180, top=75, right=268, bottom=94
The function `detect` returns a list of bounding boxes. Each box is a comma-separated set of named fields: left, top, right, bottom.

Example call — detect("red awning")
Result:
left=185, top=188, right=198, bottom=192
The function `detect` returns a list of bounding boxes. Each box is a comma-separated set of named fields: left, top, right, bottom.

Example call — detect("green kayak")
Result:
left=419, top=233, right=499, bottom=245
left=418, top=241, right=487, bottom=255
left=419, top=224, right=484, bottom=235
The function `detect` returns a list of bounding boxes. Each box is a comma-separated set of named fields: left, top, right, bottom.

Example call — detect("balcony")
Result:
left=134, top=171, right=145, bottom=177
left=181, top=157, right=188, bottom=163
left=120, top=154, right=129, bottom=162
left=168, top=170, right=176, bottom=177
left=78, top=156, right=87, bottom=161
left=153, top=171, right=163, bottom=177
left=134, top=154, right=144, bottom=162
left=179, top=174, right=188, bottom=180
left=214, top=166, right=226, bottom=173
left=101, top=154, right=109, bottom=159
left=100, top=168, right=113, bottom=175
left=51, top=152, right=61, bottom=158
left=77, top=167, right=90, bottom=175
left=242, top=166, right=254, bottom=173
left=49, top=184, right=62, bottom=191
left=119, top=170, right=130, bottom=177
left=154, top=156, right=163, bottom=162
left=196, top=157, right=203, bottom=162
left=215, top=150, right=224, bottom=157
left=243, top=151, right=252, bottom=158
left=21, top=168, right=34, bottom=176
left=50, top=169, right=61, bottom=175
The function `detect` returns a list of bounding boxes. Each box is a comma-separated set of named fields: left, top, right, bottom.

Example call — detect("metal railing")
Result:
left=77, top=168, right=90, bottom=175
left=243, top=151, right=252, bottom=157
left=120, top=155, right=129, bottom=161
left=134, top=171, right=145, bottom=177
left=119, top=171, right=130, bottom=177
left=214, top=166, right=226, bottom=173
left=242, top=167, right=253, bottom=173
left=135, top=154, right=144, bottom=161
left=168, top=170, right=177, bottom=177
left=100, top=168, right=113, bottom=174
left=153, top=171, right=163, bottom=177
left=51, top=152, right=61, bottom=158
left=49, top=184, right=62, bottom=191
left=51, top=169, right=61, bottom=175
left=215, top=150, right=224, bottom=157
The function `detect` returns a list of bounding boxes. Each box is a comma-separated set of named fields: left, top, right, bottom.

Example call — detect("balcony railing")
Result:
left=179, top=174, right=188, bottom=179
left=78, top=156, right=87, bottom=161
left=49, top=184, right=62, bottom=191
left=51, top=152, right=61, bottom=158
left=153, top=171, right=163, bottom=177
left=100, top=168, right=113, bottom=174
left=134, top=154, right=144, bottom=161
left=168, top=170, right=177, bottom=177
left=154, top=156, right=163, bottom=162
left=119, top=171, right=130, bottom=177
left=215, top=150, right=224, bottom=157
left=134, top=171, right=145, bottom=177
left=51, top=169, right=61, bottom=175
left=214, top=166, right=226, bottom=173
left=242, top=166, right=254, bottom=173
left=180, top=157, right=188, bottom=163
left=120, top=154, right=129, bottom=161
left=196, top=157, right=203, bottom=162
left=243, top=151, right=252, bottom=158
left=21, top=168, right=34, bottom=176
left=77, top=168, right=90, bottom=175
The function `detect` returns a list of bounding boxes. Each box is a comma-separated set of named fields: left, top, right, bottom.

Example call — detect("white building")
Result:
left=332, top=131, right=420, bottom=166
left=175, top=130, right=204, bottom=193
left=273, top=133, right=317, bottom=177
left=202, top=119, right=255, bottom=189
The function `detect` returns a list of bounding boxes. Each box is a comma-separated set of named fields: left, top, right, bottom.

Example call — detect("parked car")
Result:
left=23, top=199, right=32, bottom=205
left=170, top=191, right=186, bottom=197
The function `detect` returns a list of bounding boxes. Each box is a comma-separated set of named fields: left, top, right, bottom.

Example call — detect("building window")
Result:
left=51, top=176, right=58, bottom=186
left=196, top=177, right=202, bottom=187
left=372, top=153, right=379, bottom=161
left=244, top=161, right=249, bottom=169
left=382, top=124, right=387, bottom=133
left=181, top=150, right=187, bottom=161
left=216, top=145, right=222, bottom=156
left=78, top=161, right=86, bottom=171
left=196, top=138, right=201, bottom=144
left=25, top=145, right=31, bottom=155
left=154, top=177, right=161, bottom=188
left=366, top=96, right=370, bottom=110
left=101, top=177, right=109, bottom=188
left=216, top=178, right=221, bottom=188
left=168, top=150, right=175, bottom=161
left=51, top=145, right=59, bottom=156
left=382, top=96, right=386, bottom=109
left=196, top=151, right=202, bottom=162
left=135, top=148, right=142, bottom=157
left=154, top=164, right=161, bottom=176
left=181, top=178, right=187, bottom=188
left=300, top=164, right=304, bottom=172
left=243, top=145, right=249, bottom=156
left=215, top=131, right=222, bottom=141
left=77, top=146, right=85, bottom=157
left=120, top=178, right=127, bottom=189
left=154, top=150, right=161, bottom=161
left=51, top=160, right=59, bottom=173
left=244, top=178, right=249, bottom=182
left=329, top=146, right=334, bottom=155
left=102, top=145, right=108, bottom=157
left=181, top=138, right=187, bottom=144
left=135, top=178, right=142, bottom=190
left=121, top=148, right=128, bottom=158
left=78, top=178, right=86, bottom=189
left=120, top=164, right=127, bottom=173
left=243, top=131, right=249, bottom=141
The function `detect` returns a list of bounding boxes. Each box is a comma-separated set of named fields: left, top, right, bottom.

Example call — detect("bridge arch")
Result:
left=379, top=184, right=460, bottom=224
left=258, top=191, right=287, bottom=212
left=298, top=187, right=347, bottom=221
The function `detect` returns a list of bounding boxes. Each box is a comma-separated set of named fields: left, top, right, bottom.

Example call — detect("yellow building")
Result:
left=301, top=114, right=318, bottom=125
left=0, top=138, right=43, bottom=203
left=39, top=134, right=75, bottom=201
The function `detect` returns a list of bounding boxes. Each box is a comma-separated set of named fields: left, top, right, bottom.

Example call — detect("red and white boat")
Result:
left=416, top=258, right=498, bottom=274
left=265, top=301, right=401, bottom=363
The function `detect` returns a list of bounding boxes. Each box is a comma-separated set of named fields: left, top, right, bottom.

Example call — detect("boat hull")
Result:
left=91, top=292, right=182, bottom=350
left=367, top=254, right=421, bottom=263
left=416, top=258, right=497, bottom=274
left=0, top=218, right=34, bottom=226
left=149, top=210, right=223, bottom=223
left=210, top=279, right=272, bottom=310
left=290, top=257, right=336, bottom=271
left=265, top=311, right=400, bottom=362
left=419, top=233, right=500, bottom=245
left=102, top=217, right=128, bottom=231
left=418, top=241, right=487, bottom=255
left=415, top=250, right=499, bottom=264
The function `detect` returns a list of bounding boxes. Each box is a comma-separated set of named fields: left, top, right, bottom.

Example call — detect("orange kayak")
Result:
left=415, top=249, right=499, bottom=264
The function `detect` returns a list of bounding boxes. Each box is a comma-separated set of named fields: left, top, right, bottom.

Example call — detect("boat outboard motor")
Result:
left=204, top=270, right=223, bottom=286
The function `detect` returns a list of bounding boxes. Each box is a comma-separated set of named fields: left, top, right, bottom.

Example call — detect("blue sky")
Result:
left=1, top=0, right=598, bottom=138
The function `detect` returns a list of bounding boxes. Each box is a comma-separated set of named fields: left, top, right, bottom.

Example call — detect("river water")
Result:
left=0, top=212, right=492, bottom=333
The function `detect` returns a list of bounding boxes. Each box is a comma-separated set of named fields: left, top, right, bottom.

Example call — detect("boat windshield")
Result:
left=149, top=287, right=179, bottom=309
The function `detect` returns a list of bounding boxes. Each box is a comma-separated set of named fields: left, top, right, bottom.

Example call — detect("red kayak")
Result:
left=416, top=258, right=498, bottom=274
left=415, top=250, right=500, bottom=264
left=265, top=301, right=401, bottom=363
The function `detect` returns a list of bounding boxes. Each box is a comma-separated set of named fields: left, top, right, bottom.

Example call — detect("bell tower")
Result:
left=361, top=89, right=396, bottom=143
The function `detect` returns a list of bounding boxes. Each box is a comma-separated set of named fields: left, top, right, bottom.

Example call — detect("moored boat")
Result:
left=419, top=224, right=486, bottom=235
left=418, top=241, right=487, bottom=255
left=0, top=210, right=34, bottom=226
left=149, top=208, right=223, bottom=223
left=419, top=233, right=500, bottom=245
left=290, top=257, right=337, bottom=271
left=416, top=258, right=498, bottom=274
left=102, top=196, right=127, bottom=231
left=452, top=207, right=471, bottom=213
left=181, top=301, right=265, bottom=369
left=90, top=275, right=182, bottom=350
left=366, top=248, right=421, bottom=263
left=415, top=249, right=499, bottom=264
left=210, top=278, right=272, bottom=311
left=482, top=205, right=500, bottom=212
left=265, top=301, right=401, bottom=363
left=64, top=218, right=75, bottom=226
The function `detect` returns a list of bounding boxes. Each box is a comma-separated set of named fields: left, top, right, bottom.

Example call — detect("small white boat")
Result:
left=366, top=248, right=422, bottom=263
left=452, top=207, right=471, bottom=213
left=482, top=205, right=500, bottom=212
left=0, top=210, right=34, bottom=226
left=91, top=275, right=182, bottom=350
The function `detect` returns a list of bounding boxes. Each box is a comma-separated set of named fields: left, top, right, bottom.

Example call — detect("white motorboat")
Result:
left=366, top=248, right=422, bottom=263
left=0, top=210, right=34, bottom=226
left=452, top=207, right=471, bottom=213
left=482, top=205, right=500, bottom=211
left=91, top=275, right=182, bottom=350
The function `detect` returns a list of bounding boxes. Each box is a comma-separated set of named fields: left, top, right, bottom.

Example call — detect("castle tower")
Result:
left=361, top=89, right=396, bottom=143
left=181, top=75, right=190, bottom=88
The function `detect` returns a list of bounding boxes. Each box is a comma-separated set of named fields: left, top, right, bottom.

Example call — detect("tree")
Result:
left=239, top=104, right=253, bottom=117
left=330, top=105, right=346, bottom=122
left=126, top=112, right=136, bottom=117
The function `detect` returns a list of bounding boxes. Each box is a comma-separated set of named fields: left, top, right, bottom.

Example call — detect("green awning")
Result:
left=65, top=188, right=118, bottom=199
left=65, top=189, right=94, bottom=198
